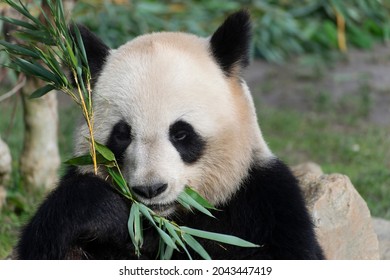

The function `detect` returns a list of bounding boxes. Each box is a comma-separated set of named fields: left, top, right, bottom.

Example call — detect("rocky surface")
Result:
left=0, top=137, right=12, bottom=210
left=292, top=162, right=380, bottom=260
left=372, top=217, right=390, bottom=260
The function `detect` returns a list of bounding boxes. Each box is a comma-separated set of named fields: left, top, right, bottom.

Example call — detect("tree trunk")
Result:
left=0, top=136, right=11, bottom=210
left=15, top=0, right=75, bottom=192
left=19, top=79, right=60, bottom=192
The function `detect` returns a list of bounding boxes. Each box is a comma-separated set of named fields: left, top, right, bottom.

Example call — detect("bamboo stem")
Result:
left=335, top=9, right=347, bottom=53
left=72, top=69, right=97, bottom=174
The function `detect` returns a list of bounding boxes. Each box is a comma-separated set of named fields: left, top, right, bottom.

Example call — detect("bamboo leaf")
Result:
left=107, top=168, right=129, bottom=196
left=0, top=16, right=37, bottom=30
left=180, top=226, right=260, bottom=248
left=128, top=203, right=142, bottom=256
left=0, top=40, right=40, bottom=58
left=134, top=204, right=143, bottom=248
left=164, top=220, right=192, bottom=259
left=163, top=244, right=174, bottom=260
left=177, top=191, right=215, bottom=218
left=12, top=30, right=55, bottom=45
left=13, top=58, right=57, bottom=82
left=41, top=52, right=68, bottom=86
left=4, top=0, right=41, bottom=26
left=94, top=141, right=115, bottom=162
left=138, top=204, right=157, bottom=228
left=163, top=221, right=183, bottom=247
left=184, top=186, right=217, bottom=210
left=29, top=84, right=55, bottom=99
left=72, top=24, right=88, bottom=66
left=156, top=226, right=177, bottom=250
left=64, top=155, right=93, bottom=165
left=128, top=204, right=136, bottom=253
left=177, top=197, right=193, bottom=211
left=182, top=233, right=211, bottom=260
left=64, top=154, right=112, bottom=166
left=56, top=0, right=67, bottom=34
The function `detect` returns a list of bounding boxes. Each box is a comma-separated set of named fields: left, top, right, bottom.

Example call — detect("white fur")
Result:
left=75, top=32, right=274, bottom=214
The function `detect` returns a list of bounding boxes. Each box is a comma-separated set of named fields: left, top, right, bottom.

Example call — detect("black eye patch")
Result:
left=106, top=120, right=132, bottom=164
left=169, top=120, right=206, bottom=164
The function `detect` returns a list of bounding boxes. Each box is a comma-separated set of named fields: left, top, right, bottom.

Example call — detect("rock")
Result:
left=293, top=163, right=380, bottom=260
left=372, top=217, right=390, bottom=260
left=291, top=162, right=323, bottom=177
left=0, top=137, right=12, bottom=210
left=0, top=137, right=11, bottom=184
left=0, top=186, right=6, bottom=210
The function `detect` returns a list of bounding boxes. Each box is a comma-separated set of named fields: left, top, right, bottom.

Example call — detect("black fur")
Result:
left=210, top=10, right=252, bottom=76
left=106, top=120, right=132, bottom=164
left=17, top=160, right=324, bottom=260
left=169, top=120, right=206, bottom=164
left=17, top=168, right=133, bottom=259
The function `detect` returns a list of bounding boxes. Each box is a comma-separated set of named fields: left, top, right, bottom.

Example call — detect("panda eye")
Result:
left=172, top=130, right=188, bottom=142
left=106, top=120, right=132, bottom=165
left=112, top=121, right=132, bottom=143
left=169, top=120, right=206, bottom=164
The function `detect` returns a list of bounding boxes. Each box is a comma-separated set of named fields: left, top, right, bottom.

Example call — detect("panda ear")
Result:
left=70, top=25, right=110, bottom=84
left=210, top=10, right=252, bottom=76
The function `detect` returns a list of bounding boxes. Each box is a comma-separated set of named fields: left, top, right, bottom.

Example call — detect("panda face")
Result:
left=74, top=12, right=274, bottom=216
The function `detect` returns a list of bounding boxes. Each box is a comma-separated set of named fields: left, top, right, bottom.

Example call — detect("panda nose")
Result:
left=131, top=183, right=168, bottom=199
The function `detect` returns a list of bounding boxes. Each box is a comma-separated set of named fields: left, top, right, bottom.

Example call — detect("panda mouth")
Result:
left=146, top=202, right=176, bottom=213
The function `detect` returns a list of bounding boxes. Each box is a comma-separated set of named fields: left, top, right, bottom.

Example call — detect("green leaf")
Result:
left=177, top=197, right=193, bottom=211
left=184, top=186, right=217, bottom=210
left=182, top=233, right=211, bottom=260
left=180, top=226, right=260, bottom=248
left=65, top=155, right=93, bottom=165
left=163, top=221, right=183, bottom=247
left=36, top=48, right=67, bottom=85
left=0, top=16, right=37, bottom=30
left=164, top=220, right=192, bottom=259
left=138, top=204, right=157, bottom=228
left=65, top=40, right=78, bottom=66
left=177, top=191, right=215, bottom=218
left=128, top=204, right=137, bottom=253
left=163, top=244, right=174, bottom=260
left=128, top=203, right=142, bottom=256
left=134, top=204, right=143, bottom=247
left=156, top=226, right=178, bottom=250
left=13, top=58, right=57, bottom=82
left=29, top=84, right=55, bottom=99
left=3, top=0, right=41, bottom=26
left=107, top=168, right=129, bottom=196
left=72, top=24, right=88, bottom=66
left=12, top=30, right=55, bottom=45
left=0, top=40, right=40, bottom=58
left=64, top=154, right=112, bottom=166
left=94, top=141, right=115, bottom=162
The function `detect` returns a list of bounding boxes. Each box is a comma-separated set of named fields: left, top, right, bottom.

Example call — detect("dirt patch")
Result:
left=244, top=44, right=390, bottom=126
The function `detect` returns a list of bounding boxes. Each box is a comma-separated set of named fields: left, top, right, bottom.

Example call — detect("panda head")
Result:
left=74, top=11, right=273, bottom=215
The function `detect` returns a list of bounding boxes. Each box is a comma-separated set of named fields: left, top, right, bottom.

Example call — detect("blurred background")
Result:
left=1, top=0, right=390, bottom=258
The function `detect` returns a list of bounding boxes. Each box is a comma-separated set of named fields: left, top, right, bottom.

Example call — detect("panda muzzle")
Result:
left=131, top=183, right=168, bottom=199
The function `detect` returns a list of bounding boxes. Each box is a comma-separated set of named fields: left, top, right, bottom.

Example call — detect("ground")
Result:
left=245, top=44, right=390, bottom=125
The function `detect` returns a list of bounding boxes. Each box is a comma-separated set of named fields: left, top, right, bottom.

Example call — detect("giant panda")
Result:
left=16, top=11, right=324, bottom=260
